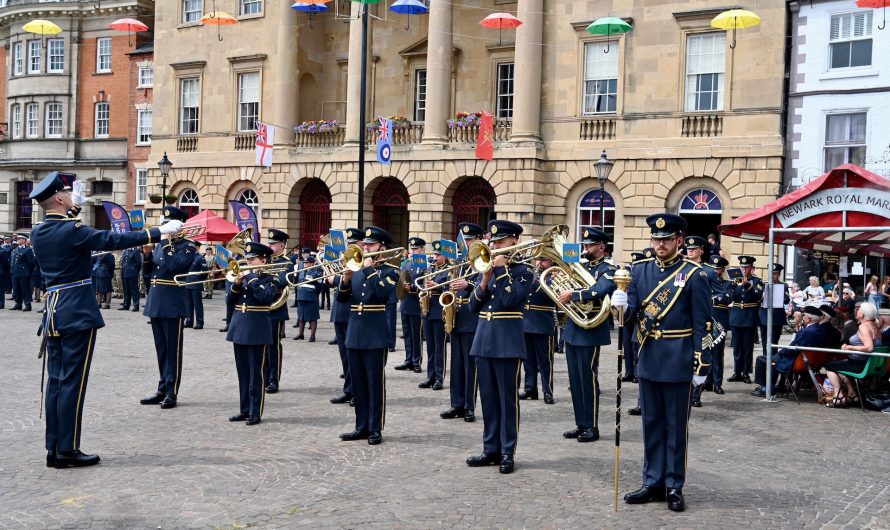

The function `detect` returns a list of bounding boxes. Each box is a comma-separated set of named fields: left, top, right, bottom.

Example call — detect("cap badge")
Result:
left=687, top=238, right=693, bottom=245
left=656, top=218, right=666, bottom=229
left=164, top=209, right=170, bottom=216
left=462, top=225, right=469, bottom=234
left=741, top=258, right=748, bottom=264
left=645, top=250, right=652, bottom=257
left=491, top=225, right=498, bottom=234
left=366, top=229, right=372, bottom=237
left=584, top=229, right=589, bottom=238
left=246, top=244, right=253, bottom=253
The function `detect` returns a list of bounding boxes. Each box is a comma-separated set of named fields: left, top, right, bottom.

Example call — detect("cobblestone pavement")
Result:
left=1, top=297, right=889, bottom=529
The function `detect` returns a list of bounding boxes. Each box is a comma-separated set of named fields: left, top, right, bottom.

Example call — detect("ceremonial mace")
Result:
left=612, top=266, right=632, bottom=512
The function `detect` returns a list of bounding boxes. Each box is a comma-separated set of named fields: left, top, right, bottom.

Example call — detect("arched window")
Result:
left=299, top=180, right=331, bottom=250
left=679, top=188, right=722, bottom=213
left=238, top=188, right=259, bottom=209
left=577, top=189, right=615, bottom=241
left=677, top=187, right=723, bottom=260
left=178, top=189, right=200, bottom=218
left=452, top=177, right=496, bottom=237
left=372, top=178, right=410, bottom=247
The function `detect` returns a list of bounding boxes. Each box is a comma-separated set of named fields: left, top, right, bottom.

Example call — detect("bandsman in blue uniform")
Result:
left=265, top=228, right=293, bottom=393
left=556, top=227, right=616, bottom=443
left=329, top=227, right=361, bottom=404
left=440, top=222, right=484, bottom=422
left=118, top=246, right=143, bottom=311
left=520, top=256, right=558, bottom=404
left=466, top=220, right=534, bottom=474
left=226, top=242, right=280, bottom=425
left=684, top=236, right=715, bottom=408
left=184, top=242, right=207, bottom=329
left=30, top=240, right=44, bottom=302
left=419, top=241, right=449, bottom=390
left=93, top=251, right=115, bottom=309
left=395, top=237, right=426, bottom=373
left=295, top=254, right=323, bottom=342
left=337, top=226, right=400, bottom=445
left=291, top=247, right=311, bottom=316
left=759, top=263, right=789, bottom=359
left=702, top=256, right=732, bottom=397
left=0, top=235, right=11, bottom=308
left=29, top=171, right=180, bottom=468
left=613, top=214, right=712, bottom=512
left=624, top=248, right=651, bottom=417
left=140, top=207, right=196, bottom=410
left=728, top=256, right=763, bottom=384
left=11, top=234, right=35, bottom=311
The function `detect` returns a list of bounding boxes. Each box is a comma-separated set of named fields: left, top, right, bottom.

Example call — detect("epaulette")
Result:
left=635, top=257, right=655, bottom=263
left=683, top=259, right=702, bottom=269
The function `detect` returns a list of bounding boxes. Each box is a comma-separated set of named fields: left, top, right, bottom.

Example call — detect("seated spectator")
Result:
left=836, top=288, right=856, bottom=322
left=819, top=304, right=843, bottom=350
left=881, top=309, right=890, bottom=346
left=804, top=276, right=825, bottom=306
left=751, top=306, right=825, bottom=397
left=790, top=283, right=805, bottom=329
left=824, top=302, right=882, bottom=408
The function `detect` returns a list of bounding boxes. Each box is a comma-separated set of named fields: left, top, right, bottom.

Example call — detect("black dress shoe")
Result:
left=432, top=381, right=443, bottom=390
left=10, top=305, right=21, bottom=310
left=667, top=488, right=685, bottom=512
left=742, top=374, right=752, bottom=384
left=193, top=324, right=203, bottom=330
left=623, top=485, right=666, bottom=504
left=118, top=307, right=130, bottom=311
left=418, top=378, right=434, bottom=389
left=46, top=451, right=56, bottom=467
left=413, top=365, right=422, bottom=373
left=219, top=326, right=229, bottom=332
left=265, top=383, right=279, bottom=394
left=621, top=375, right=635, bottom=383
left=339, top=373, right=345, bottom=379
left=308, top=336, right=316, bottom=343
left=727, top=373, right=743, bottom=382
left=466, top=452, right=500, bottom=467
left=577, top=427, right=599, bottom=443
left=518, top=391, right=539, bottom=400
left=132, top=307, right=140, bottom=312
left=339, top=429, right=369, bottom=441
left=294, top=334, right=304, bottom=341
left=499, top=454, right=515, bottom=474
left=543, top=395, right=554, bottom=404
left=713, top=385, right=725, bottom=395
left=327, top=339, right=337, bottom=345
left=628, top=406, right=642, bottom=416
left=22, top=306, right=31, bottom=312
left=140, top=392, right=165, bottom=405
left=464, top=411, right=475, bottom=422
left=54, top=450, right=100, bottom=469
left=563, top=427, right=581, bottom=439
left=394, top=362, right=411, bottom=371
left=246, top=416, right=261, bottom=426
left=160, top=395, right=177, bottom=409
left=751, top=387, right=766, bottom=397
left=440, top=407, right=466, bottom=419
left=330, top=394, right=352, bottom=404
left=367, top=431, right=382, bottom=445
left=184, top=321, right=193, bottom=328
left=691, top=398, right=702, bottom=408
left=229, top=413, right=248, bottom=422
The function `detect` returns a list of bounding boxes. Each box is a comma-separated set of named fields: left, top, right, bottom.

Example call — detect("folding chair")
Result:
left=837, top=346, right=890, bottom=412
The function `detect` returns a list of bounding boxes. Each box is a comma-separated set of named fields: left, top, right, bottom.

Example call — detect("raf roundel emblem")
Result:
left=656, top=217, right=666, bottom=229
left=491, top=225, right=498, bottom=234
left=366, top=228, right=372, bottom=237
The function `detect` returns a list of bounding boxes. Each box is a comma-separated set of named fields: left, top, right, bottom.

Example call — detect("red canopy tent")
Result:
left=183, top=210, right=240, bottom=242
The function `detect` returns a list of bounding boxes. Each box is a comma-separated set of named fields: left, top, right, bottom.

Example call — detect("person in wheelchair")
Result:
left=751, top=306, right=826, bottom=397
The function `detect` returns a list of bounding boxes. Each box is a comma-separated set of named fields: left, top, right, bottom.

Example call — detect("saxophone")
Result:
left=419, top=264, right=433, bottom=317
left=441, top=263, right=460, bottom=334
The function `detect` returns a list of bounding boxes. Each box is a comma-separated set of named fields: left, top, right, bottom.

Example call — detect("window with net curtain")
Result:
left=824, top=113, right=866, bottom=171
left=583, top=42, right=618, bottom=114
left=685, top=33, right=725, bottom=112
left=238, top=72, right=259, bottom=131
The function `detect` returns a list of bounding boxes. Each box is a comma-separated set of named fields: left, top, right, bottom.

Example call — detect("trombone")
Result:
left=285, top=257, right=341, bottom=287
left=173, top=258, right=289, bottom=286
left=415, top=238, right=546, bottom=292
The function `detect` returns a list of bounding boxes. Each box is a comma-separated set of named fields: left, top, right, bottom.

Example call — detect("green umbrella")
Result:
left=586, top=17, right=632, bottom=53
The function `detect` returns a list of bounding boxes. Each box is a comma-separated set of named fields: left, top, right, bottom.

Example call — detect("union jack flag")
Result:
left=377, top=117, right=390, bottom=142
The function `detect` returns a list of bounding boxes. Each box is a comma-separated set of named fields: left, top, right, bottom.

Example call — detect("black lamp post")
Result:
left=593, top=149, right=614, bottom=231
left=157, top=151, right=172, bottom=210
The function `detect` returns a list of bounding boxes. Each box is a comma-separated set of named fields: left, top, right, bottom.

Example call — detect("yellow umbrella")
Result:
left=22, top=19, right=63, bottom=35
left=711, top=9, right=761, bottom=48
left=200, top=11, right=237, bottom=41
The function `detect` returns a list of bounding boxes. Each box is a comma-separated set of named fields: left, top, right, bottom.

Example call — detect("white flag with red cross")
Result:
left=255, top=121, right=274, bottom=167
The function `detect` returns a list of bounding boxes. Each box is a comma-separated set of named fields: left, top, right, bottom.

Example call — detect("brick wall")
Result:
left=126, top=50, right=152, bottom=208
left=76, top=35, right=132, bottom=139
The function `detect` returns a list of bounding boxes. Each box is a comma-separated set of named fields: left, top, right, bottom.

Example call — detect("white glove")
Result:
left=611, top=289, right=628, bottom=310
left=71, top=180, right=87, bottom=206
left=693, top=375, right=707, bottom=386
left=159, top=220, right=184, bottom=235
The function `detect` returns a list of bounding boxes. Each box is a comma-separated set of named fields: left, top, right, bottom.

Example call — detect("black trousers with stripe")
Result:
left=423, top=318, right=446, bottom=382
left=449, top=331, right=477, bottom=412
left=347, top=348, right=386, bottom=433
left=264, top=321, right=284, bottom=387
left=565, top=344, right=601, bottom=430
left=150, top=317, right=184, bottom=398
left=234, top=344, right=266, bottom=418
left=121, top=275, right=140, bottom=309
left=638, top=378, right=693, bottom=490
left=522, top=333, right=554, bottom=397
left=334, top=322, right=352, bottom=396
left=732, top=326, right=756, bottom=375
left=476, top=356, right=521, bottom=456
left=44, top=328, right=97, bottom=452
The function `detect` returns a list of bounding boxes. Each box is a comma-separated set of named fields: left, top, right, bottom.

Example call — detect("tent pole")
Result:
left=765, top=213, right=777, bottom=402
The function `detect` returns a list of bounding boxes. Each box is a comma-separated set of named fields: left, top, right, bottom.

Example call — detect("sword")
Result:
left=612, top=266, right=632, bottom=512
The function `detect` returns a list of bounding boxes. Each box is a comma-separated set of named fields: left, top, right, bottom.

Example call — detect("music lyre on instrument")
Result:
left=612, top=266, right=632, bottom=512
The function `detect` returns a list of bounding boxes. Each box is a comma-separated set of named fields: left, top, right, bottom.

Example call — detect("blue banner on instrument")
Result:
left=329, top=230, right=347, bottom=253
left=324, top=245, right=338, bottom=262
left=101, top=200, right=131, bottom=234
left=727, top=267, right=744, bottom=281
left=215, top=244, right=231, bottom=268
left=412, top=253, right=428, bottom=270
left=129, top=208, right=145, bottom=230
left=456, top=231, right=468, bottom=257
left=562, top=243, right=582, bottom=263
left=440, top=239, right=458, bottom=261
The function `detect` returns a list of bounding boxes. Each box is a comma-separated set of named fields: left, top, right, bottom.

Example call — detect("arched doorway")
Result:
left=372, top=178, right=409, bottom=248
left=299, top=179, right=331, bottom=250
left=178, top=188, right=200, bottom=218
left=678, top=187, right=723, bottom=260
left=452, top=177, right=496, bottom=237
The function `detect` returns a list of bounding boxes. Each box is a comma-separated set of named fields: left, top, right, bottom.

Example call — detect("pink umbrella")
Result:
left=479, top=12, right=523, bottom=45
left=109, top=18, right=149, bottom=46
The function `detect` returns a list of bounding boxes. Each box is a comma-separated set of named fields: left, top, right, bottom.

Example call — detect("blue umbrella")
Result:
left=390, top=0, right=428, bottom=15
left=291, top=2, right=329, bottom=13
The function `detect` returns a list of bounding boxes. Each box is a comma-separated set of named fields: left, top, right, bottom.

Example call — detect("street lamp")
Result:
left=157, top=151, right=172, bottom=208
left=593, top=149, right=614, bottom=230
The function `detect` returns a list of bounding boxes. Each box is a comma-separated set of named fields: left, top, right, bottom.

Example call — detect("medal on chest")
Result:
left=674, top=272, right=687, bottom=287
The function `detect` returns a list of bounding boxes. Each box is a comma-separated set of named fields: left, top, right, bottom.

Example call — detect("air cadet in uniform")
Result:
left=440, top=222, right=484, bottom=422
left=466, top=220, right=534, bottom=474
left=329, top=227, right=361, bottom=404
left=759, top=263, right=789, bottom=359
left=520, top=255, right=558, bottom=404
left=395, top=237, right=426, bottom=373
left=11, top=234, right=35, bottom=311
left=140, top=207, right=196, bottom=410
left=557, top=227, right=616, bottom=443
left=295, top=254, right=323, bottom=342
left=728, top=256, right=763, bottom=384
left=613, top=214, right=712, bottom=512
left=93, top=250, right=115, bottom=309
left=226, top=241, right=280, bottom=425
left=183, top=242, right=207, bottom=329
left=265, top=228, right=293, bottom=393
left=703, top=256, right=732, bottom=397
left=118, top=246, right=143, bottom=311
left=337, top=226, right=400, bottom=445
left=29, top=171, right=180, bottom=468
left=420, top=241, right=449, bottom=390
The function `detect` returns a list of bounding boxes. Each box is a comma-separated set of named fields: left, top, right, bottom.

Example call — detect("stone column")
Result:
left=421, top=1, right=452, bottom=145
left=344, top=2, right=364, bottom=145
left=274, top=3, right=300, bottom=145
left=511, top=0, right=543, bottom=143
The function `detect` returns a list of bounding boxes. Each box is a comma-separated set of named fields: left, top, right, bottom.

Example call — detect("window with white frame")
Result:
left=138, top=65, right=153, bottom=87
left=685, top=33, right=726, bottom=112
left=824, top=112, right=866, bottom=171
left=179, top=78, right=200, bottom=134
left=414, top=69, right=427, bottom=122
left=137, top=109, right=152, bottom=144
left=136, top=169, right=148, bottom=203
left=183, top=0, right=202, bottom=23
left=96, top=38, right=111, bottom=73
left=45, top=102, right=63, bottom=137
left=28, top=41, right=41, bottom=74
left=25, top=103, right=39, bottom=138
left=577, top=189, right=616, bottom=242
left=583, top=42, right=618, bottom=114
left=238, top=189, right=259, bottom=209
left=240, top=0, right=262, bottom=15
left=11, top=104, right=21, bottom=139
left=95, top=102, right=109, bottom=137
left=179, top=188, right=200, bottom=218
left=829, top=11, right=873, bottom=69
left=13, top=42, right=23, bottom=76
left=495, top=62, right=514, bottom=120
left=47, top=39, right=64, bottom=73
left=237, top=72, right=259, bottom=131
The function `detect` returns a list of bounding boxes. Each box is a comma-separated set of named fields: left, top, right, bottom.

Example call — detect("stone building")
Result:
left=149, top=0, right=786, bottom=263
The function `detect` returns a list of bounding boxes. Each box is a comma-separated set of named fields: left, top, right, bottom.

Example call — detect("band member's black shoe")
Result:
left=621, top=375, right=635, bottom=383
left=667, top=489, right=685, bottom=512
left=339, top=429, right=369, bottom=441
left=193, top=324, right=203, bottom=330
left=132, top=307, right=140, bottom=312
left=577, top=427, right=599, bottom=443
left=160, top=395, right=177, bottom=409
left=691, top=398, right=702, bottom=407
left=499, top=455, right=515, bottom=474
left=543, top=394, right=555, bottom=404
left=432, top=381, right=443, bottom=390
left=394, top=362, right=412, bottom=371
left=140, top=392, right=165, bottom=405
left=330, top=394, right=352, bottom=404
left=713, top=386, right=725, bottom=395
left=413, top=365, right=423, bottom=373
left=22, top=306, right=31, bottom=312
left=219, top=326, right=228, bottom=332
left=742, top=374, right=752, bottom=384
left=54, top=450, right=100, bottom=469
left=246, top=417, right=261, bottom=426
left=418, top=378, right=434, bottom=389
left=118, top=306, right=129, bottom=311
left=229, top=413, right=248, bottom=422
left=308, top=336, right=316, bottom=343
left=623, top=485, right=666, bottom=504
left=466, top=452, right=500, bottom=467
left=294, top=334, right=304, bottom=341
left=184, top=321, right=193, bottom=328
left=367, top=432, right=382, bottom=445
left=440, top=407, right=466, bottom=419
left=464, top=411, right=475, bottom=422
left=518, top=391, right=538, bottom=400
left=563, top=427, right=581, bottom=439
left=727, top=373, right=743, bottom=382
left=265, top=383, right=278, bottom=394
left=46, top=451, right=56, bottom=467
left=328, top=339, right=337, bottom=345
left=628, top=406, right=642, bottom=416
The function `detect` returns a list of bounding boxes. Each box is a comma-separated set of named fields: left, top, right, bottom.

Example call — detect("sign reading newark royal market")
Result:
left=776, top=188, right=890, bottom=227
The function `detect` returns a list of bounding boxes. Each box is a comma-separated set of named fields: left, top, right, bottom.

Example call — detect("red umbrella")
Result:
left=109, top=18, right=148, bottom=46
left=480, top=12, right=522, bottom=45
left=856, top=0, right=888, bottom=30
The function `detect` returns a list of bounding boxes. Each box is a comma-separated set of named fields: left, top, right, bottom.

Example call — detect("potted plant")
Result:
left=295, top=119, right=339, bottom=135
left=164, top=194, right=178, bottom=205
left=149, top=194, right=163, bottom=204
left=447, top=111, right=483, bottom=129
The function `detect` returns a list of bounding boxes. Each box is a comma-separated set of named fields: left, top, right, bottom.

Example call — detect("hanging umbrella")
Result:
left=479, top=12, right=522, bottom=46
left=201, top=11, right=237, bottom=41
left=291, top=2, right=329, bottom=13
left=300, top=0, right=332, bottom=3
left=22, top=19, right=62, bottom=35
left=856, top=0, right=887, bottom=31
left=711, top=9, right=761, bottom=49
left=585, top=17, right=632, bottom=54
left=109, top=18, right=149, bottom=47
left=390, top=0, right=428, bottom=15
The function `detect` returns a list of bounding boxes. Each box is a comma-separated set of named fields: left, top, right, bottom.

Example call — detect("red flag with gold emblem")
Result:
left=475, top=111, right=494, bottom=161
